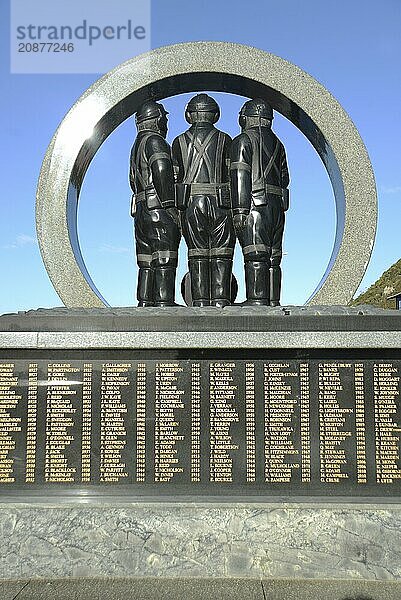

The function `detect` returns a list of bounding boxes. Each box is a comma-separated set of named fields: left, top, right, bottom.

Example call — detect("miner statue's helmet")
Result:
left=239, top=98, right=274, bottom=129
left=185, top=93, right=220, bottom=125
left=135, top=100, right=168, bottom=135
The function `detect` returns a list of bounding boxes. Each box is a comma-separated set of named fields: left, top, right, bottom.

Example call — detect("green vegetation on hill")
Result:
left=351, top=259, right=401, bottom=309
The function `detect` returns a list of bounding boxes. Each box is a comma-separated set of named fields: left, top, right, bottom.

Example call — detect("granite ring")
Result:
left=36, top=41, right=377, bottom=307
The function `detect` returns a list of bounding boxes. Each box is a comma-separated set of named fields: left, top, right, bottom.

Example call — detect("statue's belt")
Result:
left=135, top=190, right=172, bottom=208
left=135, top=183, right=285, bottom=205
left=251, top=185, right=289, bottom=212
left=253, top=184, right=285, bottom=196
left=186, top=182, right=230, bottom=195
left=136, top=185, right=231, bottom=202
left=135, top=191, right=149, bottom=203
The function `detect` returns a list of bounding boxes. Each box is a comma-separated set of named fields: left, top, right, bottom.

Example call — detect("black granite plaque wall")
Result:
left=0, top=349, right=400, bottom=498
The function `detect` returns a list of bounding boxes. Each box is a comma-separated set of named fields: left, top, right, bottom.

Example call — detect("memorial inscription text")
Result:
left=0, top=352, right=400, bottom=497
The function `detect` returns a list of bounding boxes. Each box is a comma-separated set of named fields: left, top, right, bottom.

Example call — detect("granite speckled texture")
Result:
left=0, top=580, right=28, bottom=599
left=36, top=42, right=377, bottom=308
left=0, top=503, right=401, bottom=581
left=0, top=329, right=399, bottom=349
left=3, top=577, right=401, bottom=599
left=2, top=578, right=265, bottom=600
left=262, top=578, right=401, bottom=600
left=1, top=305, right=400, bottom=349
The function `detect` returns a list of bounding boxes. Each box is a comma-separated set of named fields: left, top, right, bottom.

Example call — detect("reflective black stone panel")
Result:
left=1, top=349, right=400, bottom=499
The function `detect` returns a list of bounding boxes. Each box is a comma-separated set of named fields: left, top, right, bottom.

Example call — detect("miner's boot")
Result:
left=154, top=266, right=177, bottom=307
left=243, top=261, right=270, bottom=306
left=211, top=258, right=232, bottom=308
left=270, top=265, right=282, bottom=307
left=190, top=259, right=210, bottom=307
left=137, top=267, right=154, bottom=307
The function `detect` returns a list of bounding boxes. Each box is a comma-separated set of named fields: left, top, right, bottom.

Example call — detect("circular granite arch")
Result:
left=36, top=42, right=377, bottom=307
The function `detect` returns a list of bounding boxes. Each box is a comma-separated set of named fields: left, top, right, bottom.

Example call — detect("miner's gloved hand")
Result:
left=166, top=207, right=181, bottom=231
left=233, top=213, right=248, bottom=235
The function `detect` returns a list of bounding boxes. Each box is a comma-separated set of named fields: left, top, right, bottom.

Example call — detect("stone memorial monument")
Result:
left=1, top=42, right=401, bottom=599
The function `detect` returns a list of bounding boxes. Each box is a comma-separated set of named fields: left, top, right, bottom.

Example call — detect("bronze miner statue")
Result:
left=230, top=99, right=290, bottom=306
left=130, top=100, right=180, bottom=307
left=172, top=94, right=235, bottom=307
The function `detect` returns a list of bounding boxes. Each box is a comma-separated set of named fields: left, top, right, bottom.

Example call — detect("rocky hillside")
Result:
left=352, top=258, right=401, bottom=309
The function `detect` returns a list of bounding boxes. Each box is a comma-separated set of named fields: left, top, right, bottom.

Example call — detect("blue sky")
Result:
left=1, top=0, right=400, bottom=313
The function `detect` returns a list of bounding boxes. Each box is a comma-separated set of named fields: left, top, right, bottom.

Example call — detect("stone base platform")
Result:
left=1, top=306, right=401, bottom=585
left=1, top=304, right=400, bottom=351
